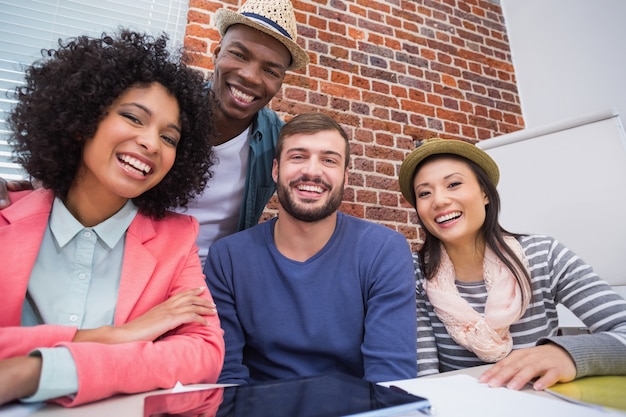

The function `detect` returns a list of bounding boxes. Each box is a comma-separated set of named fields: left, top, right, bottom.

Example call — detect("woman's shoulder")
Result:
left=517, top=234, right=585, bottom=272
left=1, top=189, right=53, bottom=220
left=7, top=188, right=50, bottom=204
left=517, top=233, right=560, bottom=250
left=135, top=211, right=199, bottom=238
left=156, top=210, right=197, bottom=223
left=0, top=189, right=50, bottom=229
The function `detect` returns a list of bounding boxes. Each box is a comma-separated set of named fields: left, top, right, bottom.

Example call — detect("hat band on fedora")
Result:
left=241, top=12, right=293, bottom=40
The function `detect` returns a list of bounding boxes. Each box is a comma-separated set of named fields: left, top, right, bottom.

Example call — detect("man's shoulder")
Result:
left=337, top=213, right=408, bottom=247
left=213, top=218, right=272, bottom=248
left=249, top=108, right=284, bottom=150
left=254, top=107, right=285, bottom=129
left=339, top=212, right=401, bottom=236
left=257, top=106, right=283, bottom=121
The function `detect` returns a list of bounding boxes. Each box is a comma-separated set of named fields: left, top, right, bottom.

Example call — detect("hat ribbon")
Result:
left=241, top=12, right=293, bottom=40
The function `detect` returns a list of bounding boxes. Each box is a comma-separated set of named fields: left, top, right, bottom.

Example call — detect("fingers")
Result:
left=478, top=353, right=532, bottom=390
left=168, top=287, right=217, bottom=316
left=9, top=180, right=35, bottom=191
left=88, top=287, right=217, bottom=344
left=478, top=344, right=576, bottom=391
left=0, top=178, right=8, bottom=209
left=138, top=288, right=216, bottom=337
left=146, top=287, right=216, bottom=331
left=531, top=369, right=562, bottom=391
left=0, top=179, right=35, bottom=208
left=154, top=287, right=218, bottom=324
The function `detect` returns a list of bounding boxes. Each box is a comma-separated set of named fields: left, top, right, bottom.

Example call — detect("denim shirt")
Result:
left=237, top=106, right=284, bottom=231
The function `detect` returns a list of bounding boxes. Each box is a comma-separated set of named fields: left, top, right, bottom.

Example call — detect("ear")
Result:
left=271, top=159, right=279, bottom=183
left=213, top=42, right=222, bottom=62
left=483, top=191, right=489, bottom=205
left=343, top=167, right=349, bottom=186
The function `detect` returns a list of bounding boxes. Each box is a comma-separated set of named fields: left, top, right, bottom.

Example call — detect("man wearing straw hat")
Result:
left=182, top=0, right=310, bottom=264
left=0, top=0, right=309, bottom=265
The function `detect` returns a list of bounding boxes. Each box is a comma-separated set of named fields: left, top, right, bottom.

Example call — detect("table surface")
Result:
left=1, top=365, right=555, bottom=416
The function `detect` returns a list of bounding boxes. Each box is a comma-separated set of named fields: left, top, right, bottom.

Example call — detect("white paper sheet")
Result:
left=380, top=374, right=623, bottom=417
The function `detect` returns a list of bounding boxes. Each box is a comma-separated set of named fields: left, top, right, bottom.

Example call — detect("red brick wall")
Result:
left=185, top=0, right=524, bottom=251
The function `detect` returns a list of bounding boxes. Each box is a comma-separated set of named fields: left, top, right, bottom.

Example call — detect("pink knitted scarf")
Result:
left=424, top=236, right=531, bottom=362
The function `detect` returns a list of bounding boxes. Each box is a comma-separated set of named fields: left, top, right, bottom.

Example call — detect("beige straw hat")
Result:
left=215, top=0, right=309, bottom=71
left=399, top=138, right=500, bottom=209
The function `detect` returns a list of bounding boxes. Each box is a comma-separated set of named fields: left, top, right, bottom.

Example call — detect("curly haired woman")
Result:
left=0, top=29, right=224, bottom=406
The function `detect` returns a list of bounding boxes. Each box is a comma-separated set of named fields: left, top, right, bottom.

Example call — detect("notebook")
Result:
left=546, top=375, right=626, bottom=412
left=144, top=373, right=431, bottom=417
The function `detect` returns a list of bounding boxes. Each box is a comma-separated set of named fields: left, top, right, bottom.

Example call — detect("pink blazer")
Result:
left=0, top=189, right=224, bottom=406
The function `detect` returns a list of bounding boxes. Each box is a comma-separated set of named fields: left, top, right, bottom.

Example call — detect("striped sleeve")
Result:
left=413, top=235, right=626, bottom=377
left=529, top=235, right=626, bottom=377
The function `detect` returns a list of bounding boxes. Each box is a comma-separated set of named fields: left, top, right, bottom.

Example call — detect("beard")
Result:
left=276, top=174, right=344, bottom=223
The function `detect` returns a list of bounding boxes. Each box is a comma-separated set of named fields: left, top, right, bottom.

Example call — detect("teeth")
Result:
left=436, top=212, right=461, bottom=223
left=230, top=86, right=254, bottom=103
left=298, top=184, right=323, bottom=193
left=119, top=154, right=151, bottom=176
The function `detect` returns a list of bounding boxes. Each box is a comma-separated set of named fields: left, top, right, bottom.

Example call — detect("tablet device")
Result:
left=144, top=373, right=431, bottom=417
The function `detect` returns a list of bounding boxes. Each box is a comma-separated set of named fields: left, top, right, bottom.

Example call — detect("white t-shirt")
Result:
left=176, top=127, right=250, bottom=265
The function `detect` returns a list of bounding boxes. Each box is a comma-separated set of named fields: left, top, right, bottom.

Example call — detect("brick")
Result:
left=351, top=102, right=371, bottom=116
left=379, top=192, right=398, bottom=207
left=362, top=91, right=399, bottom=108
left=401, top=100, right=435, bottom=116
left=372, top=108, right=390, bottom=120
left=366, top=206, right=407, bottom=223
left=356, top=189, right=377, bottom=204
left=340, top=203, right=365, bottom=219
left=354, top=157, right=375, bottom=172
left=189, top=0, right=524, bottom=246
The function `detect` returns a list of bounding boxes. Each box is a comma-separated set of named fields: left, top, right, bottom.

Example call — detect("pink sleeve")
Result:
left=0, top=325, right=77, bottom=358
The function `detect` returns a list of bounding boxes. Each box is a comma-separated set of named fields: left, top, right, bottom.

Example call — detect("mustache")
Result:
left=288, top=176, right=332, bottom=190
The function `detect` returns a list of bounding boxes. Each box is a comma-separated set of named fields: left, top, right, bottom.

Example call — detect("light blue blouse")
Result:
left=21, top=197, right=137, bottom=402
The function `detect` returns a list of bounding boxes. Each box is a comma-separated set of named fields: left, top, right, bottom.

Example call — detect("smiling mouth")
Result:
left=297, top=184, right=324, bottom=194
left=229, top=86, right=254, bottom=103
left=118, top=154, right=152, bottom=176
left=436, top=211, right=461, bottom=224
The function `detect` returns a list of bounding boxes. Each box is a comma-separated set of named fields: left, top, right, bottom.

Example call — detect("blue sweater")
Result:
left=205, top=212, right=417, bottom=384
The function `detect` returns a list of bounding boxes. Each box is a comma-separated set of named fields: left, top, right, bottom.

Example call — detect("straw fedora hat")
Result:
left=215, top=0, right=310, bottom=71
left=398, top=138, right=500, bottom=209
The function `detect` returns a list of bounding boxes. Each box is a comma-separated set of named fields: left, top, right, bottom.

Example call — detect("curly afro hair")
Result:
left=8, top=29, right=215, bottom=218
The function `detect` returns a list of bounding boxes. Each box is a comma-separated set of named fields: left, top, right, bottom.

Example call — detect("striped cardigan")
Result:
left=415, top=234, right=626, bottom=378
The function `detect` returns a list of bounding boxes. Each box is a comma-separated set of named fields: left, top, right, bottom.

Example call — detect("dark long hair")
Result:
left=8, top=29, right=215, bottom=218
left=415, top=154, right=531, bottom=305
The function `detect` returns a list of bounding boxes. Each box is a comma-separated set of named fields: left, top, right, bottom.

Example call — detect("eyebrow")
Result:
left=415, top=172, right=465, bottom=189
left=126, top=102, right=181, bottom=134
left=287, top=147, right=344, bottom=159
left=229, top=40, right=288, bottom=71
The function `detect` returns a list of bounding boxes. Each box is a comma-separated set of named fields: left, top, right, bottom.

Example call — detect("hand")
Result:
left=0, top=178, right=35, bottom=209
left=0, top=356, right=42, bottom=405
left=478, top=343, right=576, bottom=391
left=73, top=287, right=217, bottom=344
